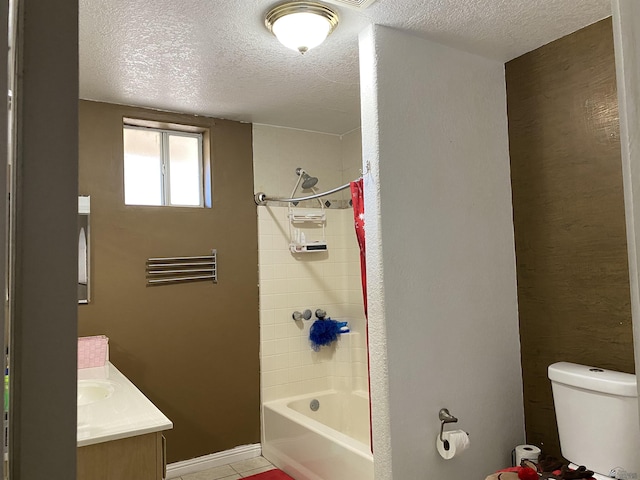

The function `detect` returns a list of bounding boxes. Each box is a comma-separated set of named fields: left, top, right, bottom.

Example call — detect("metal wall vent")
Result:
left=324, top=0, right=379, bottom=10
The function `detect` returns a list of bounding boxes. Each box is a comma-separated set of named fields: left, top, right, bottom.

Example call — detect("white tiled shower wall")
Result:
left=253, top=124, right=367, bottom=403
left=258, top=207, right=367, bottom=402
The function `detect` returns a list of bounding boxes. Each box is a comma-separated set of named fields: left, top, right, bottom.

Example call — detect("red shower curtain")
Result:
left=350, top=178, right=367, bottom=317
left=350, top=178, right=373, bottom=452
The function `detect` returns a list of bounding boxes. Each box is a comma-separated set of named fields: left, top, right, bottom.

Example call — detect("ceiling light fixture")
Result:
left=265, top=2, right=339, bottom=55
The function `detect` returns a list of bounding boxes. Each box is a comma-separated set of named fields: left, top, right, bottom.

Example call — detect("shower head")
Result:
left=302, top=173, right=318, bottom=189
left=296, top=167, right=319, bottom=189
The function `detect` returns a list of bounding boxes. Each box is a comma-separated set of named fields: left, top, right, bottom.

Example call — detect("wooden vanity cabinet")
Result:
left=77, top=432, right=166, bottom=480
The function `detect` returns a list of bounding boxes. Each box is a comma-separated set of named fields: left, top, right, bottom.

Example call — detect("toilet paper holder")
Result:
left=438, top=408, right=467, bottom=451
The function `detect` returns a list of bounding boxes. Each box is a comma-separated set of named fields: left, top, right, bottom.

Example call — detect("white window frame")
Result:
left=123, top=124, right=205, bottom=207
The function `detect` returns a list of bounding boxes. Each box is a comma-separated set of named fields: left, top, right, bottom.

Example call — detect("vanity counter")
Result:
left=77, top=362, right=172, bottom=447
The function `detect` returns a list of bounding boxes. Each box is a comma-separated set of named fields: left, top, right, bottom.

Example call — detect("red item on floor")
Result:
left=518, top=467, right=538, bottom=480
left=242, top=469, right=295, bottom=480
left=496, top=465, right=595, bottom=480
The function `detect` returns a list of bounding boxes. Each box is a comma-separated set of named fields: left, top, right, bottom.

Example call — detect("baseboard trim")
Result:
left=166, top=443, right=262, bottom=479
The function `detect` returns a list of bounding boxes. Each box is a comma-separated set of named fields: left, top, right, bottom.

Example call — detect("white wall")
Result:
left=612, top=0, right=640, bottom=405
left=342, top=128, right=363, bottom=189
left=359, top=25, right=524, bottom=479
left=253, top=124, right=362, bottom=205
left=253, top=125, right=343, bottom=203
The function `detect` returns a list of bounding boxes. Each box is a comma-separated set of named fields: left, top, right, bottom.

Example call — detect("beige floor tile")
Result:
left=230, top=456, right=273, bottom=473
left=241, top=465, right=276, bottom=477
left=181, top=464, right=240, bottom=480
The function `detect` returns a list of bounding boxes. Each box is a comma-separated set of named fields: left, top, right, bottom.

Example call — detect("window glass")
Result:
left=168, top=134, right=201, bottom=206
left=123, top=128, right=163, bottom=206
left=123, top=124, right=205, bottom=207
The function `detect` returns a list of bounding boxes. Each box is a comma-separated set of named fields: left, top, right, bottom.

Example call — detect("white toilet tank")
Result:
left=548, top=362, right=640, bottom=479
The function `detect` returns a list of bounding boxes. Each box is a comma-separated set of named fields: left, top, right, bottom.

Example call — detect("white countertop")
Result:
left=77, top=362, right=173, bottom=448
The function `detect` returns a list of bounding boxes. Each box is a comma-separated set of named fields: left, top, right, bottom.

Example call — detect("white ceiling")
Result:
left=79, top=0, right=611, bottom=135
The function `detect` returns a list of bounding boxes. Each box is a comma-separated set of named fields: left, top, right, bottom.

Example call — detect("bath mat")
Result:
left=242, top=469, right=295, bottom=480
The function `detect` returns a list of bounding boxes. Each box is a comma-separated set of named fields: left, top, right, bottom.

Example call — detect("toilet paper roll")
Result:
left=436, top=430, right=469, bottom=460
left=514, top=444, right=541, bottom=466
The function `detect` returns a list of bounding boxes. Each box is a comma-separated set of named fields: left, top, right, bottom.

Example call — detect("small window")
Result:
left=123, top=125, right=205, bottom=207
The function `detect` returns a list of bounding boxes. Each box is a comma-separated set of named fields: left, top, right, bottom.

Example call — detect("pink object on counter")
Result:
left=78, top=335, right=109, bottom=369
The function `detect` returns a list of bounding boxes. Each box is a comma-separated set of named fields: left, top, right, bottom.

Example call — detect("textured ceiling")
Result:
left=79, top=0, right=611, bottom=135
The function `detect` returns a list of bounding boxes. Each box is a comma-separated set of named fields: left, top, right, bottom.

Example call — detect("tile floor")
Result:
left=179, top=456, right=277, bottom=480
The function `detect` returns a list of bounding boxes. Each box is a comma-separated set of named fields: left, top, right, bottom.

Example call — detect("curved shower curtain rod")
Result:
left=254, top=181, right=354, bottom=205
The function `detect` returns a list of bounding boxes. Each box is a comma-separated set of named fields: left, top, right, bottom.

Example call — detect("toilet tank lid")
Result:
left=548, top=362, right=637, bottom=397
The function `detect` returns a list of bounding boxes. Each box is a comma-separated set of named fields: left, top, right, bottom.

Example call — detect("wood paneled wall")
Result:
left=506, top=18, right=634, bottom=457
left=78, top=101, right=259, bottom=463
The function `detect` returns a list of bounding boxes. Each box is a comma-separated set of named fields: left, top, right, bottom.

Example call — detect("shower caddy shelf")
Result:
left=288, top=208, right=328, bottom=253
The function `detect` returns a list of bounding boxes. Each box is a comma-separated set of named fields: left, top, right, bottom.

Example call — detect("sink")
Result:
left=77, top=380, right=115, bottom=406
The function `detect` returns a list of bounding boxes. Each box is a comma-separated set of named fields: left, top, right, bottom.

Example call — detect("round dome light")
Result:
left=266, top=2, right=339, bottom=54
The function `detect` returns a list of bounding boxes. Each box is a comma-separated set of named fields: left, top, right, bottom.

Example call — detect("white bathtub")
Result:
left=262, top=390, right=373, bottom=480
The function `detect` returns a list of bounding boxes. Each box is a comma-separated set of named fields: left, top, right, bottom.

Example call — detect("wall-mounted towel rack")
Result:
left=146, top=250, right=217, bottom=286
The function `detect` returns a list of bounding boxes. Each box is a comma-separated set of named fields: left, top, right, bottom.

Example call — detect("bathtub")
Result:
left=262, top=390, right=373, bottom=480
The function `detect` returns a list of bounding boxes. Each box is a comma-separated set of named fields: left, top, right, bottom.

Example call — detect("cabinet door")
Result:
left=78, top=432, right=162, bottom=480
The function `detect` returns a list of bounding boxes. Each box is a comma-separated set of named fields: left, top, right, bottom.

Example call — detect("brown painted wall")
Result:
left=77, top=100, right=260, bottom=463
left=506, top=18, right=634, bottom=457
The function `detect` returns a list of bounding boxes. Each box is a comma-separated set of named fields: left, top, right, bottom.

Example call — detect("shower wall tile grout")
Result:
left=258, top=206, right=368, bottom=403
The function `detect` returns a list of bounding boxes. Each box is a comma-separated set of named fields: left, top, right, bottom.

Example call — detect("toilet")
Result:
left=548, top=362, right=640, bottom=480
